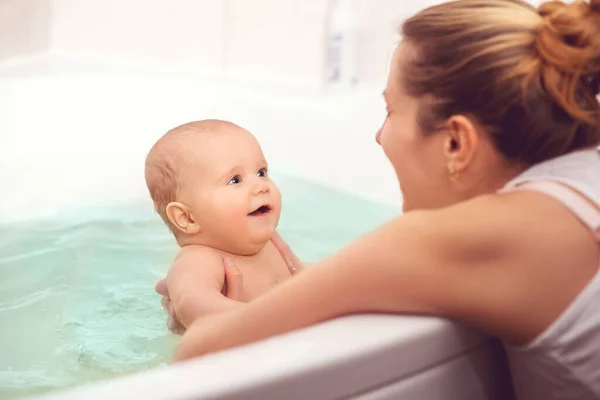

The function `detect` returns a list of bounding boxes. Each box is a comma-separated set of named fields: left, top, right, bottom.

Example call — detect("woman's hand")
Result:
left=156, top=231, right=302, bottom=334
left=173, top=310, right=238, bottom=361
left=155, top=258, right=247, bottom=335
left=155, top=278, right=186, bottom=334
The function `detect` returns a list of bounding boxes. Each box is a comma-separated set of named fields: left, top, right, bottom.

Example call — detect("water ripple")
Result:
left=0, top=182, right=397, bottom=399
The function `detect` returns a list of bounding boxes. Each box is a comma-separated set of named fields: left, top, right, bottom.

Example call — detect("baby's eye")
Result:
left=257, top=168, right=268, bottom=178
left=228, top=175, right=242, bottom=185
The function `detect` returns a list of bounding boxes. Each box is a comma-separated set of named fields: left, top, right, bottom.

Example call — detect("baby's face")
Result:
left=180, top=129, right=281, bottom=255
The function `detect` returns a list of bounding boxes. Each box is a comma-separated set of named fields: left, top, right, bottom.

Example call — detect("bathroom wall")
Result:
left=222, top=0, right=328, bottom=87
left=0, top=0, right=51, bottom=61
left=50, top=0, right=224, bottom=70
left=46, top=0, right=417, bottom=89
left=357, top=0, right=457, bottom=87
left=0, top=0, right=452, bottom=88
left=1, top=0, right=544, bottom=87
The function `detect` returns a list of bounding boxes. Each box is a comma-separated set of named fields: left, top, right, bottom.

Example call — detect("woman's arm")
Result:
left=174, top=191, right=598, bottom=360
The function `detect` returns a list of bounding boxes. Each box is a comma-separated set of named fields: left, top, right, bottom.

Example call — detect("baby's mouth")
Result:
left=248, top=205, right=271, bottom=216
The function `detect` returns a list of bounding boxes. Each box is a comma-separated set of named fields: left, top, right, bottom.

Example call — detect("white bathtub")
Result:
left=0, top=56, right=514, bottom=400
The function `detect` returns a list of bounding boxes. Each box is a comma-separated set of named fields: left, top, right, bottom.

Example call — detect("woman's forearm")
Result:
left=176, top=261, right=353, bottom=360
left=178, top=213, right=444, bottom=359
left=175, top=292, right=244, bottom=329
left=240, top=218, right=420, bottom=332
left=316, top=212, right=442, bottom=315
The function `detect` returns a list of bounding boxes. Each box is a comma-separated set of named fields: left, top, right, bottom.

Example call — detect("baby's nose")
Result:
left=253, top=181, right=270, bottom=195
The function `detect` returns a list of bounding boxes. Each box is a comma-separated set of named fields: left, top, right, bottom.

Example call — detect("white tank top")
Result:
left=501, top=146, right=600, bottom=400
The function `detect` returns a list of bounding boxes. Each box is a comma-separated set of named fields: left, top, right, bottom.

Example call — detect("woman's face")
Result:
left=376, top=44, right=454, bottom=212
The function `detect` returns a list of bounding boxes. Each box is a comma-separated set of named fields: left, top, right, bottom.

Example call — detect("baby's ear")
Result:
left=165, top=202, right=201, bottom=235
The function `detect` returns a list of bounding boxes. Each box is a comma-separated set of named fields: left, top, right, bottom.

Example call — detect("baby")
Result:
left=145, top=120, right=293, bottom=329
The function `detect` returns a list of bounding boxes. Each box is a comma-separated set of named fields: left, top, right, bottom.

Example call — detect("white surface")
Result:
left=356, top=340, right=514, bottom=400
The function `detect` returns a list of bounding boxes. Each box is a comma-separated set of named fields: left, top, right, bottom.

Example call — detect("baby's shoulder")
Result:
left=172, top=245, right=224, bottom=270
left=167, top=245, right=228, bottom=289
left=176, top=244, right=220, bottom=257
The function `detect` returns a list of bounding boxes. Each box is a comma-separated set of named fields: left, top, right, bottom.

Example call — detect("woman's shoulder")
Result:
left=416, top=190, right=573, bottom=255
left=416, top=189, right=599, bottom=343
left=429, top=188, right=597, bottom=275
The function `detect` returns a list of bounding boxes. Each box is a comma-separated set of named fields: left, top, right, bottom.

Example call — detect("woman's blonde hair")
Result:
left=401, top=0, right=600, bottom=164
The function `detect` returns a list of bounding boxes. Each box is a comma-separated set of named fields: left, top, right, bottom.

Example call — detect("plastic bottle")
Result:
left=326, top=0, right=359, bottom=88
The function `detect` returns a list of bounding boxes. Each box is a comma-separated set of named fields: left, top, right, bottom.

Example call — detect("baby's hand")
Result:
left=271, top=232, right=305, bottom=274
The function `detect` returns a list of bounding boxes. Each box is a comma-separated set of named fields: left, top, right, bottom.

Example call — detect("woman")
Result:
left=159, top=0, right=600, bottom=398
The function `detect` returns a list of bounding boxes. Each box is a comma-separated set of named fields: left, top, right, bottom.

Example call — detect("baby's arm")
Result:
left=166, top=246, right=243, bottom=329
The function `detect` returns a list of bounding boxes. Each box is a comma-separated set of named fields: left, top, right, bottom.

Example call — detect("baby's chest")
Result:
left=242, top=273, right=282, bottom=299
left=237, top=259, right=291, bottom=299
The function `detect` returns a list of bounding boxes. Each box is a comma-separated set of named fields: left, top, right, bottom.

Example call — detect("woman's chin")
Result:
left=399, top=193, right=420, bottom=213
left=399, top=186, right=410, bottom=211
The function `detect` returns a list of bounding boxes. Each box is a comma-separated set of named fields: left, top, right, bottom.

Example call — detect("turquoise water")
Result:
left=0, top=174, right=398, bottom=400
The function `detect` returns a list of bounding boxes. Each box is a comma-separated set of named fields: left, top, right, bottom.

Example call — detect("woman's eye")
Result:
left=228, top=175, right=241, bottom=185
left=257, top=168, right=268, bottom=177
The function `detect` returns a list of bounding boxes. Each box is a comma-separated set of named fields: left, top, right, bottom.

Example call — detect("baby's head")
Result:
left=145, top=120, right=281, bottom=255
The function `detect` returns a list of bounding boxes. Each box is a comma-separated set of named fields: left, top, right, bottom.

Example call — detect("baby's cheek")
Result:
left=225, top=200, right=251, bottom=225
left=214, top=210, right=246, bottom=242
left=271, top=203, right=282, bottom=226
left=204, top=200, right=237, bottom=233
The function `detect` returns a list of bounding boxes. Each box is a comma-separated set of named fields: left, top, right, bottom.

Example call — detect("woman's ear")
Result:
left=165, top=202, right=201, bottom=235
left=443, top=114, right=480, bottom=174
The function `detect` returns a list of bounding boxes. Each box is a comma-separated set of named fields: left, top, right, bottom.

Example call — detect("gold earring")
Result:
left=448, top=163, right=459, bottom=182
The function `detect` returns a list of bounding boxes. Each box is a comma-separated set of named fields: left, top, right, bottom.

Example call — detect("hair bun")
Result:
left=535, top=0, right=600, bottom=122
left=537, top=0, right=600, bottom=72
